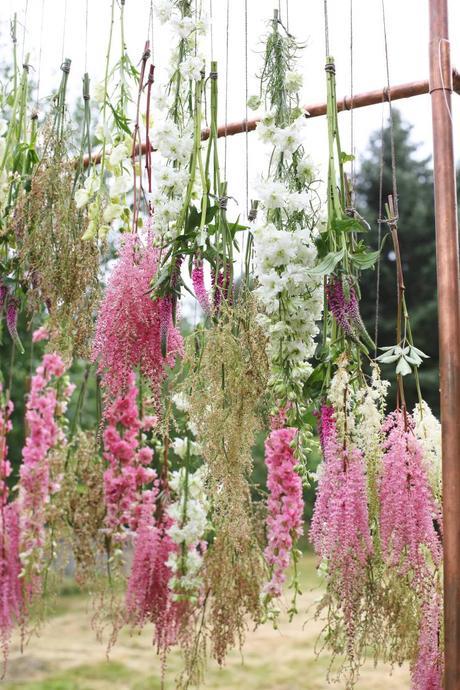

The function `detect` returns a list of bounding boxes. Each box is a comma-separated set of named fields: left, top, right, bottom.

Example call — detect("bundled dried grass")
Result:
left=178, top=295, right=270, bottom=683
left=58, top=431, right=106, bottom=587
left=14, top=125, right=100, bottom=358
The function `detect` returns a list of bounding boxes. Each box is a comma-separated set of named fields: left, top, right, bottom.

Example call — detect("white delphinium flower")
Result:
left=285, top=70, right=303, bottom=94
left=180, top=56, right=203, bottom=81
left=152, top=88, right=170, bottom=112
left=93, top=82, right=106, bottom=104
left=84, top=170, right=101, bottom=196
left=109, top=171, right=132, bottom=199
left=413, top=400, right=442, bottom=500
left=195, top=15, right=209, bottom=35
left=273, top=122, right=303, bottom=158
left=0, top=119, right=8, bottom=137
left=95, top=119, right=112, bottom=144
left=285, top=191, right=309, bottom=214
left=152, top=197, right=182, bottom=236
left=155, top=0, right=175, bottom=24
left=170, top=15, right=196, bottom=39
left=256, top=115, right=277, bottom=144
left=103, top=203, right=123, bottom=224
left=253, top=216, right=321, bottom=391
left=109, top=142, right=130, bottom=167
left=167, top=466, right=209, bottom=600
left=75, top=188, right=90, bottom=209
left=172, top=392, right=190, bottom=412
left=171, top=437, right=201, bottom=460
left=256, top=181, right=288, bottom=210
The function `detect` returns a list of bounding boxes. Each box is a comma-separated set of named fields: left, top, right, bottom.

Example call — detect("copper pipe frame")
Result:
left=429, top=1, right=460, bottom=688
left=83, top=69, right=460, bottom=167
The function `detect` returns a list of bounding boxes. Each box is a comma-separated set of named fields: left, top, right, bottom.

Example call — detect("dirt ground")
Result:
left=3, top=556, right=411, bottom=690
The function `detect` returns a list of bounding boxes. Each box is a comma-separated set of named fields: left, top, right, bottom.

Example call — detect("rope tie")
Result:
left=248, top=201, right=259, bottom=222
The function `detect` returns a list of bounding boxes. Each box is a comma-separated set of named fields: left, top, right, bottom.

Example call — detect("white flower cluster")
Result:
left=413, top=400, right=442, bottom=500
left=148, top=3, right=207, bottom=238
left=76, top=57, right=136, bottom=239
left=252, top=72, right=322, bottom=399
left=0, top=119, right=11, bottom=209
left=353, top=363, right=390, bottom=457
left=253, top=220, right=322, bottom=391
left=166, top=465, right=209, bottom=601
left=256, top=111, right=309, bottom=166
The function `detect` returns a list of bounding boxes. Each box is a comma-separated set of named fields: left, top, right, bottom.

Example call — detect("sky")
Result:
left=0, top=0, right=458, bottom=224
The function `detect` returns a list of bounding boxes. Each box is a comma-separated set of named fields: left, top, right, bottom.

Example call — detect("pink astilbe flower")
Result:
left=411, top=590, right=443, bottom=690
left=92, top=233, right=183, bottom=401
left=126, top=493, right=181, bottom=656
left=102, top=373, right=157, bottom=541
left=379, top=410, right=442, bottom=580
left=18, top=353, right=70, bottom=599
left=0, top=387, right=22, bottom=665
left=310, top=405, right=373, bottom=642
left=191, top=258, right=210, bottom=315
left=0, top=503, right=21, bottom=667
left=32, top=326, right=50, bottom=343
left=263, top=424, right=304, bottom=598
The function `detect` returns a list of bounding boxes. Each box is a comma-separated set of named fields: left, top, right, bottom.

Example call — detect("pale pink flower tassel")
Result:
left=18, top=353, right=69, bottom=601
left=102, top=373, right=156, bottom=542
left=126, top=495, right=181, bottom=656
left=92, top=233, right=183, bottom=403
left=0, top=387, right=22, bottom=667
left=310, top=405, right=373, bottom=643
left=379, top=410, right=442, bottom=579
left=411, top=590, right=443, bottom=690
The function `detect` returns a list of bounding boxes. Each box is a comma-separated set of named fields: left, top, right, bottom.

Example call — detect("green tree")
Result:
left=356, top=110, right=458, bottom=416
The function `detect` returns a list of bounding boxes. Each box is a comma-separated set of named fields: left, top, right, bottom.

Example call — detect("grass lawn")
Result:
left=3, top=554, right=410, bottom=689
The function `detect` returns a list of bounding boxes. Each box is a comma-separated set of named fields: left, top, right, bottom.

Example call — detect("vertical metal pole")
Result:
left=429, top=1, right=460, bottom=687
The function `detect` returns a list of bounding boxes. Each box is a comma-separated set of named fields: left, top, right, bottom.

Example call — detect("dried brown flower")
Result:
left=14, top=124, right=100, bottom=358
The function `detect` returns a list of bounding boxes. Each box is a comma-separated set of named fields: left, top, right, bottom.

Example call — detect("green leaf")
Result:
left=307, top=249, right=344, bottom=276
left=332, top=217, right=367, bottom=233
left=340, top=152, right=355, bottom=163
left=350, top=249, right=380, bottom=270
left=303, top=363, right=327, bottom=398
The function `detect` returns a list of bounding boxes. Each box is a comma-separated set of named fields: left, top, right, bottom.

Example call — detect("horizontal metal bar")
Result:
left=83, top=69, right=460, bottom=167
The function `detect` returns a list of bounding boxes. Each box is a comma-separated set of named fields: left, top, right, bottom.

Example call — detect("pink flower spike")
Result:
left=263, top=422, right=304, bottom=598
left=92, top=232, right=183, bottom=405
left=379, top=410, right=442, bottom=582
left=310, top=405, right=373, bottom=644
left=192, top=258, right=211, bottom=315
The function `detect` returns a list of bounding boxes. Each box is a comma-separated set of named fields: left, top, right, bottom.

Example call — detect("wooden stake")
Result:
left=429, top=1, right=460, bottom=687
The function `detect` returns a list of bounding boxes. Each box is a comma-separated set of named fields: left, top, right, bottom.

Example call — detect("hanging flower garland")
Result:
left=17, top=343, right=75, bottom=615
left=250, top=13, right=322, bottom=465
left=0, top=384, right=21, bottom=666
left=308, top=54, right=444, bottom=690
left=0, top=3, right=448, bottom=689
